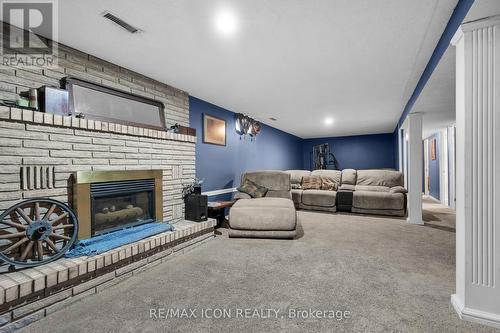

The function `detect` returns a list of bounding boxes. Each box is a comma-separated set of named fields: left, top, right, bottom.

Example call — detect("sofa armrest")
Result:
left=339, top=184, right=355, bottom=191
left=234, top=191, right=252, bottom=200
left=390, top=186, right=407, bottom=194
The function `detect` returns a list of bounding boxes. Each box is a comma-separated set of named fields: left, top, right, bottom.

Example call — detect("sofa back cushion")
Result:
left=237, top=179, right=268, bottom=198
left=310, top=170, right=341, bottom=185
left=241, top=171, right=291, bottom=199
left=286, top=170, right=311, bottom=185
left=356, top=169, right=403, bottom=188
left=321, top=177, right=338, bottom=191
left=341, top=169, right=357, bottom=185
left=301, top=176, right=322, bottom=190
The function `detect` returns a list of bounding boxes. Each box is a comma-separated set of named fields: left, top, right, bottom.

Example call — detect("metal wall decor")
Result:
left=235, top=113, right=262, bottom=141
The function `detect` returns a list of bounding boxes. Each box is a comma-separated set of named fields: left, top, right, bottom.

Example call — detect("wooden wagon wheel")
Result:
left=0, top=198, right=78, bottom=268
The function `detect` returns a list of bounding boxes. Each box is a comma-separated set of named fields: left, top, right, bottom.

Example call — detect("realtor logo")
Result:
left=0, top=0, right=58, bottom=68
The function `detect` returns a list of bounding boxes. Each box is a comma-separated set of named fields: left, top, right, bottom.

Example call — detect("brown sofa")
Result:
left=286, top=169, right=407, bottom=217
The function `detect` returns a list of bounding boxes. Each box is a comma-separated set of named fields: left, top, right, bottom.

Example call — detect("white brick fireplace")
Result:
left=0, top=107, right=195, bottom=224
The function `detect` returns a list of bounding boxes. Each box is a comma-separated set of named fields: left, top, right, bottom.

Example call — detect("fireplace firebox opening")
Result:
left=73, top=170, right=163, bottom=239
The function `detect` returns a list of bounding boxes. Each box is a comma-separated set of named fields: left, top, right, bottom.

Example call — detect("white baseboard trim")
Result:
left=451, top=294, right=500, bottom=329
left=202, top=187, right=237, bottom=197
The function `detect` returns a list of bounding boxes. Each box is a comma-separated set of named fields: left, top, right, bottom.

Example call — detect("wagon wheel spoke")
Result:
left=49, top=213, right=68, bottom=226
left=52, top=224, right=74, bottom=231
left=3, top=237, right=29, bottom=254
left=16, top=208, right=33, bottom=225
left=19, top=241, right=34, bottom=262
left=0, top=220, right=27, bottom=230
left=43, top=204, right=56, bottom=221
left=9, top=212, right=23, bottom=225
left=50, top=233, right=71, bottom=241
left=34, top=202, right=40, bottom=221
left=36, top=241, right=44, bottom=261
left=45, top=238, right=59, bottom=254
left=0, top=231, right=26, bottom=239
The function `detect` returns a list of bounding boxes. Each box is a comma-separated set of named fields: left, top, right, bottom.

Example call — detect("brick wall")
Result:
left=0, top=38, right=189, bottom=128
left=0, top=107, right=195, bottom=224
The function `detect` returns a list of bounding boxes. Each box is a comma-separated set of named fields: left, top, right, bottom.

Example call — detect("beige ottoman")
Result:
left=228, top=198, right=297, bottom=239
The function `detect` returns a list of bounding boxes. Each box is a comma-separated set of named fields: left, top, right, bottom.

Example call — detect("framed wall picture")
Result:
left=203, top=114, right=226, bottom=146
left=430, top=138, right=437, bottom=160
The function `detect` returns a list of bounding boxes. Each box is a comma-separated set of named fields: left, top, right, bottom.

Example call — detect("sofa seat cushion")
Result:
left=301, top=190, right=337, bottom=207
left=229, top=198, right=296, bottom=231
left=354, top=185, right=390, bottom=192
left=339, top=184, right=355, bottom=191
left=353, top=191, right=405, bottom=211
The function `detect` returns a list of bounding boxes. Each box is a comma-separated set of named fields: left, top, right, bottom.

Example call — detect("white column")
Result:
left=451, top=15, right=500, bottom=329
left=406, top=112, right=423, bottom=225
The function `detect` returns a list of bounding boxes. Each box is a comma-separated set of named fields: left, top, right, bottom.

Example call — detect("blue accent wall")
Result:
left=302, top=134, right=396, bottom=171
left=428, top=133, right=440, bottom=200
left=189, top=96, right=303, bottom=196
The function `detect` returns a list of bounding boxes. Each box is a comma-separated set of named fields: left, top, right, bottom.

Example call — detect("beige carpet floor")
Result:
left=422, top=196, right=456, bottom=232
left=19, top=203, right=499, bottom=333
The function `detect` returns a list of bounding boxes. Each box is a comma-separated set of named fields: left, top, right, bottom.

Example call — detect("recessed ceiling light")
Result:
left=324, top=117, right=334, bottom=126
left=214, top=8, right=238, bottom=37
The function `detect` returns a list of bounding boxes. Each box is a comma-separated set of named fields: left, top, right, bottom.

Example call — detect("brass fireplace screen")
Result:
left=73, top=170, right=163, bottom=239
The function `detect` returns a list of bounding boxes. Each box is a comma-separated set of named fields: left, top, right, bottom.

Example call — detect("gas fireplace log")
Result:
left=95, top=206, right=144, bottom=225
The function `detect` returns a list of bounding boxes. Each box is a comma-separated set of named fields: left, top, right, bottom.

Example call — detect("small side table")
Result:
left=207, top=200, right=236, bottom=235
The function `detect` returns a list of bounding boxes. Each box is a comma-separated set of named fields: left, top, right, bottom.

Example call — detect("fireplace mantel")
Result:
left=0, top=107, right=196, bottom=144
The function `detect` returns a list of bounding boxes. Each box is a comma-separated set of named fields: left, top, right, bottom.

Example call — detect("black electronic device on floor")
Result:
left=185, top=194, right=208, bottom=222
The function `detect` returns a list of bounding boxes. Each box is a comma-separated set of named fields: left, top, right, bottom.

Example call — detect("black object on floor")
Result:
left=336, top=190, right=353, bottom=212
left=185, top=194, right=208, bottom=222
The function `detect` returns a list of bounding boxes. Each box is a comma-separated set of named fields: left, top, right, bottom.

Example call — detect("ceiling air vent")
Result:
left=102, top=11, right=140, bottom=34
